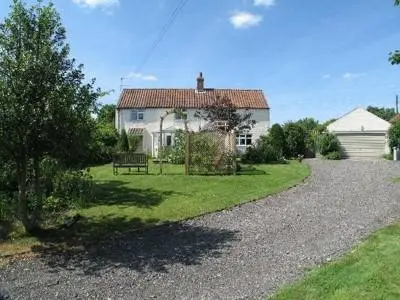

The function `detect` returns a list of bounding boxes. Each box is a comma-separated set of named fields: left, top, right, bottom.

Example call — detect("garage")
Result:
left=327, top=108, right=391, bottom=160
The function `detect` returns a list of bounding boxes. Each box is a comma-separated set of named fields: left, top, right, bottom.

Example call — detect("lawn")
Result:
left=270, top=223, right=400, bottom=300
left=0, top=161, right=309, bottom=258
left=75, top=161, right=309, bottom=239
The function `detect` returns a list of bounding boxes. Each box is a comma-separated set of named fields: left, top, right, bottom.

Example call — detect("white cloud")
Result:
left=229, top=11, right=263, bottom=29
left=322, top=74, right=331, bottom=79
left=253, top=0, right=276, bottom=7
left=126, top=72, right=158, bottom=81
left=72, top=0, right=119, bottom=8
left=342, top=72, right=366, bottom=80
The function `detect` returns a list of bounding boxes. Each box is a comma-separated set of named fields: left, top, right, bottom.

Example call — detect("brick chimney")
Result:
left=196, top=72, right=204, bottom=92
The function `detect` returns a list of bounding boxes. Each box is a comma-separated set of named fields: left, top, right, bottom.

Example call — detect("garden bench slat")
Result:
left=113, top=153, right=148, bottom=175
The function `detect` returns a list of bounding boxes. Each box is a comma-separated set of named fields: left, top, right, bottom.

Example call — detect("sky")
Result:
left=0, top=0, right=400, bottom=124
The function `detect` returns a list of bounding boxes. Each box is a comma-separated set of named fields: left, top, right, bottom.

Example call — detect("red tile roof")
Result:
left=117, top=88, right=269, bottom=109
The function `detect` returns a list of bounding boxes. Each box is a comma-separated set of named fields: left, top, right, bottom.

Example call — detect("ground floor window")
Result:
left=237, top=134, right=252, bottom=146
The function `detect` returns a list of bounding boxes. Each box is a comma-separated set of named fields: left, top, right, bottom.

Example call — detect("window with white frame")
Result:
left=236, top=134, right=252, bottom=146
left=131, top=109, right=144, bottom=121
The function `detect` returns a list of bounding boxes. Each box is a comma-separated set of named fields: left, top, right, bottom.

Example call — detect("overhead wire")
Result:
left=135, top=0, right=190, bottom=74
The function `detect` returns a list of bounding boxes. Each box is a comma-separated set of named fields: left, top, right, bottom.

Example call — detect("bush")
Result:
left=283, top=122, right=306, bottom=158
left=269, top=123, right=286, bottom=158
left=170, top=130, right=186, bottom=164
left=118, top=129, right=129, bottom=152
left=316, top=133, right=341, bottom=156
left=128, top=134, right=141, bottom=152
left=324, top=151, right=341, bottom=160
left=242, top=136, right=279, bottom=164
left=388, top=121, right=400, bottom=150
left=382, top=153, right=393, bottom=160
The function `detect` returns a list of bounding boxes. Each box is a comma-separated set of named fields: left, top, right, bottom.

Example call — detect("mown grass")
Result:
left=270, top=223, right=400, bottom=300
left=1, top=161, right=309, bottom=259
left=76, top=161, right=309, bottom=237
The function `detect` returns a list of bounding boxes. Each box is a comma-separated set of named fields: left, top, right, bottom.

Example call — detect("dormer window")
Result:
left=131, top=109, right=144, bottom=121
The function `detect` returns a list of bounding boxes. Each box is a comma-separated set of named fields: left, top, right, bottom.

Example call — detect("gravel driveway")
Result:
left=1, top=159, right=400, bottom=300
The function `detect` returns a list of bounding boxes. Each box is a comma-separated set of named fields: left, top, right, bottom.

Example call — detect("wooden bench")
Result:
left=113, top=152, right=148, bottom=175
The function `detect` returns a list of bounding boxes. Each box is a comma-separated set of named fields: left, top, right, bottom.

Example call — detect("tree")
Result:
left=366, top=106, right=396, bottom=121
left=268, top=123, right=286, bottom=158
left=195, top=95, right=256, bottom=132
left=97, top=104, right=116, bottom=126
left=390, top=1, right=400, bottom=64
left=118, top=129, right=129, bottom=152
left=0, top=0, right=102, bottom=232
left=388, top=121, right=400, bottom=150
left=282, top=122, right=306, bottom=158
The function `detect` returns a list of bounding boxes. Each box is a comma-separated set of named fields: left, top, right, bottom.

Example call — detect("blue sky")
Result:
left=1, top=0, right=400, bottom=123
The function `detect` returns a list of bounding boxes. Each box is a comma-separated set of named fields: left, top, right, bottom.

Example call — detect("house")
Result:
left=327, top=107, right=391, bottom=159
left=115, top=72, right=270, bottom=156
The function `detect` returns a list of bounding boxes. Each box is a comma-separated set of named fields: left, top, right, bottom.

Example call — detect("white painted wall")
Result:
left=117, top=108, right=270, bottom=156
left=327, top=108, right=391, bottom=132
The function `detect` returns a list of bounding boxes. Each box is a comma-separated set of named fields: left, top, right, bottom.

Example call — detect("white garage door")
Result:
left=335, top=132, right=386, bottom=159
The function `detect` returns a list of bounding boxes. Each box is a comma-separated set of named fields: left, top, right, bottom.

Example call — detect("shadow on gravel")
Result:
left=31, top=222, right=239, bottom=275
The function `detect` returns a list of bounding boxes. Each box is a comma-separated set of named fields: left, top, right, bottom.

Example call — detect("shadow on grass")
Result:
left=91, top=180, right=182, bottom=208
left=31, top=216, right=239, bottom=275
left=237, top=166, right=268, bottom=176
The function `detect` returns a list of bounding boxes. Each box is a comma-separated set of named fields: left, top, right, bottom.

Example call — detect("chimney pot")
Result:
left=197, top=72, right=204, bottom=91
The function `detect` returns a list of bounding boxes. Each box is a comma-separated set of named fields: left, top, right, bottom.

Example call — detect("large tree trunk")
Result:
left=31, top=157, right=42, bottom=230
left=17, top=162, right=30, bottom=232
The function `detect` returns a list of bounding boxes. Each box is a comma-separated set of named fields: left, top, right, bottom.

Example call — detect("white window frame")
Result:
left=236, top=133, right=252, bottom=146
left=131, top=109, right=144, bottom=121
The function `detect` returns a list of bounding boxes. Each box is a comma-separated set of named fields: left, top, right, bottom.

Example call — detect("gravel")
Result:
left=1, top=159, right=400, bottom=300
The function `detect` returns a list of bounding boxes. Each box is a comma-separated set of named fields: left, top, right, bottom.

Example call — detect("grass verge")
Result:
left=270, top=223, right=400, bottom=300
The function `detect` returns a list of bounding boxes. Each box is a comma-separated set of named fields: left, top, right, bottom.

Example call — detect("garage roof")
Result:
left=327, top=107, right=391, bottom=132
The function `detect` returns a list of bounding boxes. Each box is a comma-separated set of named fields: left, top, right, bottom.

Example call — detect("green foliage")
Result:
left=195, top=95, right=256, bottom=132
left=316, top=132, right=341, bottom=156
left=242, top=136, right=279, bottom=164
left=388, top=121, right=400, bottom=150
left=382, top=153, right=394, bottom=160
left=269, top=123, right=287, bottom=158
left=271, top=223, right=400, bottom=300
left=367, top=106, right=396, bottom=122
left=42, top=169, right=94, bottom=221
left=295, top=118, right=321, bottom=158
left=90, top=123, right=118, bottom=164
left=324, top=151, right=341, bottom=160
left=118, top=129, right=129, bottom=152
left=283, top=122, right=306, bottom=158
left=127, top=134, right=141, bottom=152
left=97, top=104, right=116, bottom=125
left=0, top=0, right=103, bottom=231
left=170, top=129, right=186, bottom=164
left=0, top=156, right=95, bottom=225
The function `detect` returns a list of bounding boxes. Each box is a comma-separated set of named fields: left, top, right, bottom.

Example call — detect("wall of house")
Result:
left=117, top=108, right=270, bottom=156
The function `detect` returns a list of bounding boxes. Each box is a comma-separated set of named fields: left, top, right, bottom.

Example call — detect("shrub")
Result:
left=128, top=134, right=141, bottom=152
left=283, top=122, right=306, bottom=158
left=269, top=123, right=286, bottom=158
left=170, top=130, right=186, bottom=164
left=325, top=151, right=341, bottom=160
left=118, top=129, right=129, bottom=152
left=388, top=121, right=400, bottom=150
left=382, top=153, right=393, bottom=160
left=241, top=136, right=279, bottom=164
left=316, top=132, right=341, bottom=156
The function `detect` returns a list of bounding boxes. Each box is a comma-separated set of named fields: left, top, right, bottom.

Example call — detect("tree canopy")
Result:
left=97, top=104, right=116, bottom=126
left=195, top=95, right=256, bottom=132
left=0, top=0, right=103, bottom=231
left=366, top=106, right=396, bottom=122
left=390, top=1, right=400, bottom=64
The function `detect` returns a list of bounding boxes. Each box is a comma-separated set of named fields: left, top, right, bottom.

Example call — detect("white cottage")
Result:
left=115, top=73, right=270, bottom=156
left=327, top=107, right=391, bottom=159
